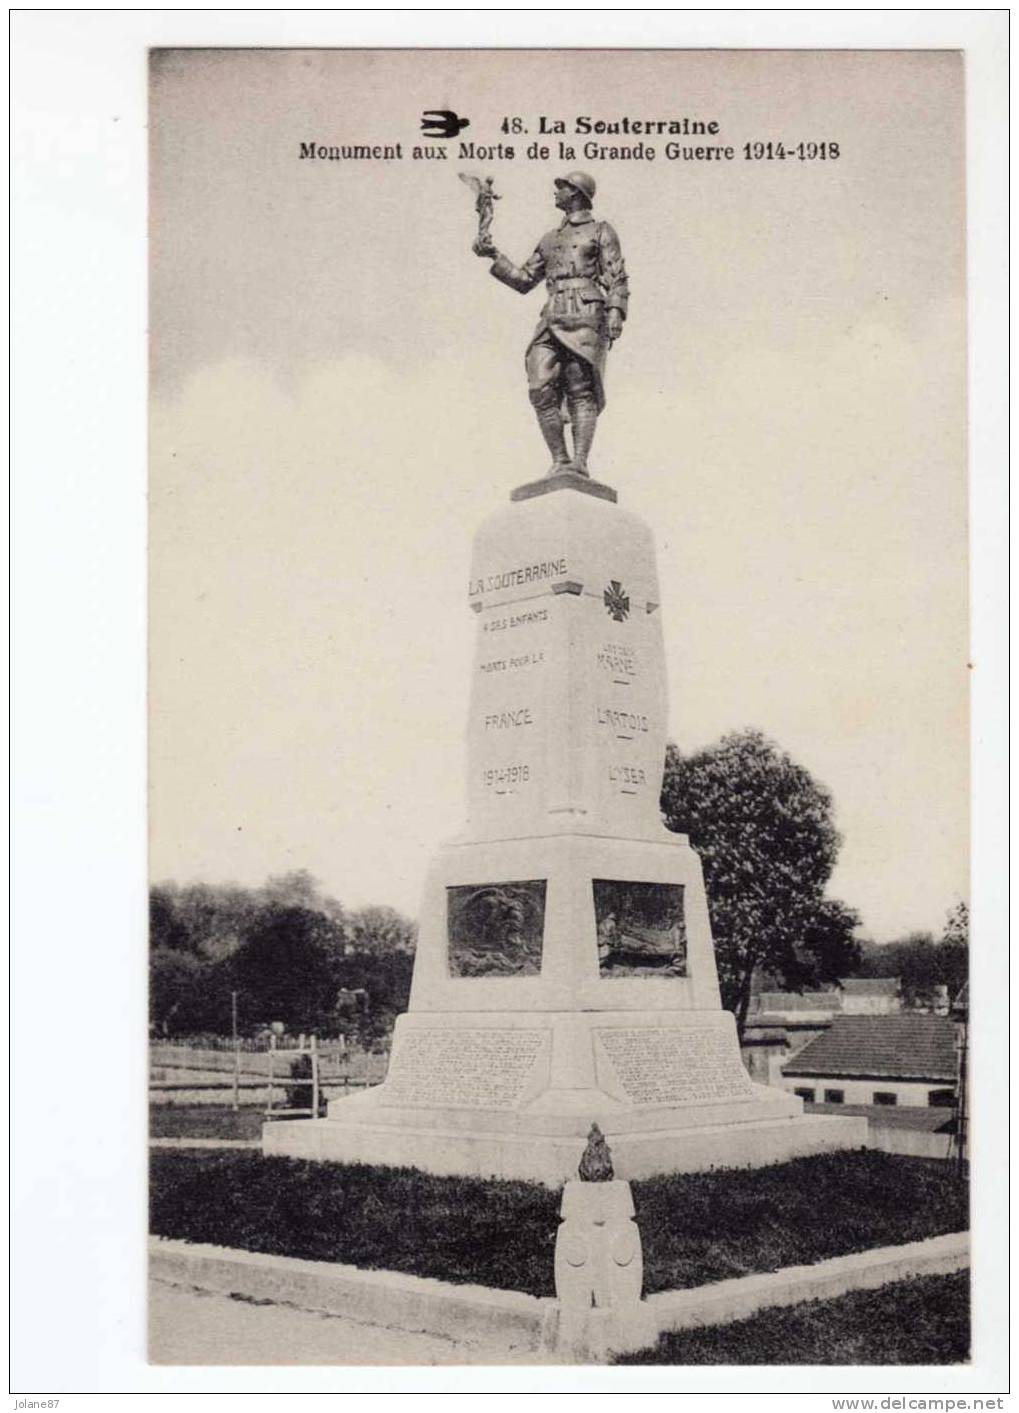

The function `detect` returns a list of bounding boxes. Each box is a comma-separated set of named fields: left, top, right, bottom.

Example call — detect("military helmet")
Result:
left=555, top=170, right=596, bottom=203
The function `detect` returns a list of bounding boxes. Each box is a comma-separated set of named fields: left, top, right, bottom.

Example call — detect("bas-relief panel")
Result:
left=593, top=878, right=687, bottom=977
left=446, top=879, right=546, bottom=977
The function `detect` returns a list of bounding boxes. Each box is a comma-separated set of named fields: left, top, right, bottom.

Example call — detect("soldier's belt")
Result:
left=546, top=276, right=602, bottom=293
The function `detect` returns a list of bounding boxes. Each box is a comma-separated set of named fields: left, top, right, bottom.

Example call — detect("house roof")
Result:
left=755, top=991, right=842, bottom=1013
left=839, top=977, right=900, bottom=996
left=782, top=1015, right=958, bottom=1082
left=747, top=1013, right=833, bottom=1030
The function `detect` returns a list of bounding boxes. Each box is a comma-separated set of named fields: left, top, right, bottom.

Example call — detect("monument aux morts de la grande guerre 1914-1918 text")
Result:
left=264, top=174, right=866, bottom=1183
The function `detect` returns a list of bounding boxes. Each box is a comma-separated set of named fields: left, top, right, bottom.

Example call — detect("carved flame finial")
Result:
left=578, top=1122, right=615, bottom=1182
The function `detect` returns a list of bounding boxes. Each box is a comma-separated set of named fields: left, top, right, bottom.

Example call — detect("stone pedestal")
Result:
left=264, top=477, right=866, bottom=1181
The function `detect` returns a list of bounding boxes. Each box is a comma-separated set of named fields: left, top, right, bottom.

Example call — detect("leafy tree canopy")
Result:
left=660, top=729, right=860, bottom=1032
left=148, top=873, right=416, bottom=1038
left=856, top=902, right=968, bottom=1008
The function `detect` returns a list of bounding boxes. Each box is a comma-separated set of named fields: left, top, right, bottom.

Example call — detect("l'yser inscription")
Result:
left=384, top=1028, right=548, bottom=1110
left=597, top=1027, right=754, bottom=1106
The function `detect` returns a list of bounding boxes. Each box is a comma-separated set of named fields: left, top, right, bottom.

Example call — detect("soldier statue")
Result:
left=473, top=172, right=629, bottom=478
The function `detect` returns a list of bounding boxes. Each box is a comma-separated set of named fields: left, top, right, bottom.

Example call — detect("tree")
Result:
left=660, top=729, right=860, bottom=1035
left=149, top=880, right=264, bottom=962
left=263, top=869, right=345, bottom=923
left=938, top=901, right=969, bottom=1005
left=149, top=948, right=207, bottom=1034
left=226, top=903, right=343, bottom=1033
left=789, top=896, right=862, bottom=991
left=856, top=902, right=968, bottom=1009
left=942, top=901, right=968, bottom=949
left=148, top=873, right=418, bottom=1040
left=149, top=885, right=191, bottom=953
left=344, top=904, right=418, bottom=956
left=333, top=950, right=415, bottom=1048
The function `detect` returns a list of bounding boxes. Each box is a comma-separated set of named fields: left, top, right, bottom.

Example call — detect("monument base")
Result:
left=263, top=1008, right=867, bottom=1185
left=510, top=469, right=618, bottom=504
left=263, top=1109, right=866, bottom=1187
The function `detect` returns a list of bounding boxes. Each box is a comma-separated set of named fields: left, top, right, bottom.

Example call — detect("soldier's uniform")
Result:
left=488, top=181, right=628, bottom=474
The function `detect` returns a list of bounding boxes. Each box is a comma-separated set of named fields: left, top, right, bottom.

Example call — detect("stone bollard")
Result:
left=552, top=1125, right=655, bottom=1361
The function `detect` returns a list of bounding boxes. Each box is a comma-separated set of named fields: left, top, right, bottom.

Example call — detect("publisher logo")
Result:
left=420, top=109, right=470, bottom=139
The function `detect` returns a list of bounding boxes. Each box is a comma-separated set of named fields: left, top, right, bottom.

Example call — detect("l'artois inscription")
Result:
left=597, top=706, right=649, bottom=734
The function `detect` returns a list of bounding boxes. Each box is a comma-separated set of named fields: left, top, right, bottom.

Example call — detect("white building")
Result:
left=837, top=977, right=902, bottom=1016
left=780, top=1014, right=957, bottom=1110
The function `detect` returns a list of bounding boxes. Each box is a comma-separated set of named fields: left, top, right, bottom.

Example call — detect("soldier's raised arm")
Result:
left=486, top=244, right=547, bottom=294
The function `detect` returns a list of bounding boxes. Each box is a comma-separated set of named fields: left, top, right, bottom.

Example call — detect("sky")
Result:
left=149, top=49, right=968, bottom=941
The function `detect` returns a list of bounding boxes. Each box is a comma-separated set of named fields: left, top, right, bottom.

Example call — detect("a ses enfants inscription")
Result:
left=597, top=1027, right=753, bottom=1105
left=384, top=1028, right=548, bottom=1109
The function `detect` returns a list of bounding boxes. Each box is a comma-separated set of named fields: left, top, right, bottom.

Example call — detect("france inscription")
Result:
left=384, top=1028, right=548, bottom=1109
left=596, top=1027, right=754, bottom=1105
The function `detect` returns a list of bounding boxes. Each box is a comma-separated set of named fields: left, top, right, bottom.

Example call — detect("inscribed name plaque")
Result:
left=594, top=879, right=687, bottom=977
left=469, top=600, right=551, bottom=823
left=447, top=879, right=546, bottom=977
left=596, top=1027, right=755, bottom=1106
left=383, top=1028, right=549, bottom=1110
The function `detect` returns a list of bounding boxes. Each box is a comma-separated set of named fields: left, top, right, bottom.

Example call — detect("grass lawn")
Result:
left=151, top=1149, right=559, bottom=1295
left=150, top=1149, right=967, bottom=1299
left=615, top=1270, right=970, bottom=1365
left=150, top=1105, right=266, bottom=1142
left=632, top=1153, right=968, bottom=1294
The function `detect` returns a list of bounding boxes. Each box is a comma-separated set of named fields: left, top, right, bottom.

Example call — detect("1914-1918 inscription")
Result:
left=384, top=1028, right=548, bottom=1109
left=596, top=1027, right=753, bottom=1105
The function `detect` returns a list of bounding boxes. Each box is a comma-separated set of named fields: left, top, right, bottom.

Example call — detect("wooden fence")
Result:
left=149, top=1035, right=388, bottom=1113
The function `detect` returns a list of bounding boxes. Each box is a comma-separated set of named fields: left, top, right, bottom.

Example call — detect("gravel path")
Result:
left=149, top=1279, right=549, bottom=1366
left=149, top=1138, right=262, bottom=1150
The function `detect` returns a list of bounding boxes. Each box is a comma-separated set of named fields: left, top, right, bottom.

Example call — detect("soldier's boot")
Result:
left=530, top=387, right=571, bottom=477
left=568, top=393, right=598, bottom=476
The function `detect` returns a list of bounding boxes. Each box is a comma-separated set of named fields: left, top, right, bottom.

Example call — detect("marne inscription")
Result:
left=597, top=1027, right=753, bottom=1105
left=597, top=642, right=638, bottom=679
left=384, top=1028, right=548, bottom=1109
